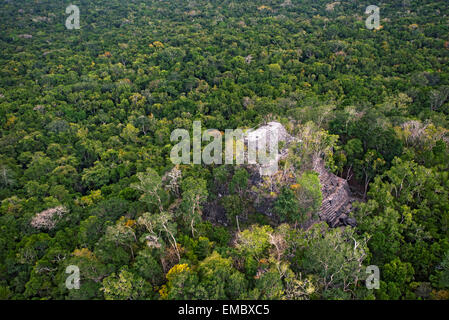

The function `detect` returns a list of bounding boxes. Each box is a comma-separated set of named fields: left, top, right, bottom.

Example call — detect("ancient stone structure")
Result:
left=312, top=156, right=357, bottom=227
left=203, top=121, right=358, bottom=228
left=248, top=121, right=358, bottom=228
left=245, top=121, right=357, bottom=227
left=244, top=121, right=294, bottom=176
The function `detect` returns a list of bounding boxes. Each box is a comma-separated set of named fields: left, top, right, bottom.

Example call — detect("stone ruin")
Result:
left=247, top=121, right=357, bottom=228
left=244, top=121, right=294, bottom=176
left=203, top=121, right=358, bottom=228
left=312, top=156, right=357, bottom=228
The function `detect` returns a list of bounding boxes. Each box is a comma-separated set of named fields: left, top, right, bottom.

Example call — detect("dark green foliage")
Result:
left=274, top=187, right=300, bottom=223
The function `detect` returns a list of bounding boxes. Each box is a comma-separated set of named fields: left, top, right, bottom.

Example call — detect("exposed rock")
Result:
left=244, top=121, right=295, bottom=176
left=203, top=199, right=228, bottom=227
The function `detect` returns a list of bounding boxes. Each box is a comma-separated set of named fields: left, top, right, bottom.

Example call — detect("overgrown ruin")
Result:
left=204, top=121, right=358, bottom=228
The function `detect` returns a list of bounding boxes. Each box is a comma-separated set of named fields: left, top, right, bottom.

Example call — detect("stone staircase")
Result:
left=313, top=156, right=357, bottom=227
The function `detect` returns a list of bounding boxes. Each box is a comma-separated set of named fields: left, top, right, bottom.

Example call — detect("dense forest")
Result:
left=0, top=0, right=448, bottom=300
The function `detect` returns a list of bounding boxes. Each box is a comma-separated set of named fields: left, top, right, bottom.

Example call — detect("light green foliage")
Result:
left=295, top=171, right=322, bottom=217
left=101, top=267, right=151, bottom=300
left=299, top=223, right=369, bottom=293
left=131, top=168, right=165, bottom=212
left=198, top=251, right=247, bottom=299
left=213, top=165, right=230, bottom=185
left=180, top=177, right=208, bottom=236
left=235, top=225, right=273, bottom=260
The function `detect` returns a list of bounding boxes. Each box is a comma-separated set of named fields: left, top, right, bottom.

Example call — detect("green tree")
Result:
left=180, top=177, right=208, bottom=237
left=131, top=168, right=166, bottom=212
left=300, top=223, right=369, bottom=295
left=274, top=187, right=300, bottom=223
left=101, top=267, right=151, bottom=300
left=295, top=172, right=322, bottom=219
